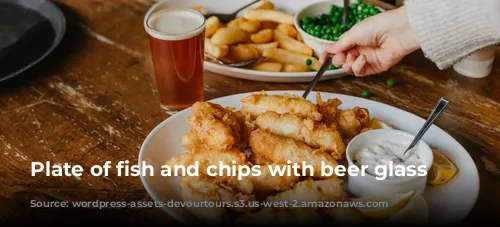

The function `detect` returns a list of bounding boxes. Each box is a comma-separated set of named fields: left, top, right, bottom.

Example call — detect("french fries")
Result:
left=205, top=38, right=229, bottom=59
left=260, top=21, right=278, bottom=30
left=264, top=48, right=320, bottom=70
left=296, top=32, right=304, bottom=42
left=276, top=24, right=298, bottom=38
left=282, top=64, right=310, bottom=72
left=191, top=6, right=207, bottom=15
left=227, top=18, right=243, bottom=29
left=251, top=29, right=273, bottom=44
left=205, top=16, right=220, bottom=37
left=274, top=30, right=313, bottom=56
left=244, top=42, right=279, bottom=55
left=239, top=18, right=261, bottom=33
left=252, top=62, right=282, bottom=72
left=243, top=9, right=295, bottom=25
left=255, top=0, right=275, bottom=10
left=200, top=4, right=322, bottom=73
left=211, top=27, right=248, bottom=45
left=227, top=45, right=260, bottom=62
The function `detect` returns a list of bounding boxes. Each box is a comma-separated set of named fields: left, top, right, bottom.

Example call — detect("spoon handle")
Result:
left=233, top=0, right=261, bottom=15
left=404, top=97, right=450, bottom=153
left=204, top=53, right=225, bottom=65
left=343, top=0, right=349, bottom=24
left=303, top=55, right=333, bottom=98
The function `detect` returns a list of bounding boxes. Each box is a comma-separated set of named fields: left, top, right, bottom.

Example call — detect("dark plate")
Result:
left=0, top=0, right=65, bottom=82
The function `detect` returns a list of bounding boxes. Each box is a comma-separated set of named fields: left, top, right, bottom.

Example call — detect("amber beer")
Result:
left=144, top=6, right=205, bottom=111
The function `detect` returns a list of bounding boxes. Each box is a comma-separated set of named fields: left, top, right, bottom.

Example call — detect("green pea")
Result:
left=386, top=79, right=394, bottom=87
left=309, top=69, right=316, bottom=72
left=328, top=64, right=337, bottom=70
left=314, top=25, right=321, bottom=31
left=362, top=90, right=372, bottom=98
left=302, top=17, right=311, bottom=25
left=305, top=58, right=313, bottom=66
left=370, top=8, right=380, bottom=14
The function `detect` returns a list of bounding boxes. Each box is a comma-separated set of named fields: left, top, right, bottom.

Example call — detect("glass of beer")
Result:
left=144, top=3, right=205, bottom=113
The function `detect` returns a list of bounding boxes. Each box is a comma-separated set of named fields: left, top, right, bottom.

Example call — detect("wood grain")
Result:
left=0, top=0, right=498, bottom=224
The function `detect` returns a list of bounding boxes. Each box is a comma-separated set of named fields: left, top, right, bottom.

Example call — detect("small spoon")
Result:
left=401, top=97, right=451, bottom=159
left=205, top=54, right=265, bottom=68
left=342, top=0, right=349, bottom=24
left=302, top=54, right=333, bottom=98
left=204, top=0, right=260, bottom=23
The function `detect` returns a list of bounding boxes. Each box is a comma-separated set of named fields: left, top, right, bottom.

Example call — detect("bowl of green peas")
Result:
left=294, top=0, right=382, bottom=57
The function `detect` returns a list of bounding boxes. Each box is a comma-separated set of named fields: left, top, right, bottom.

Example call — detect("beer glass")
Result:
left=144, top=2, right=205, bottom=113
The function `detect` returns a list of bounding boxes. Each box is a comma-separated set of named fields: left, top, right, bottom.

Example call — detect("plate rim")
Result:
left=0, top=0, right=66, bottom=82
left=156, top=0, right=351, bottom=81
left=139, top=90, right=480, bottom=224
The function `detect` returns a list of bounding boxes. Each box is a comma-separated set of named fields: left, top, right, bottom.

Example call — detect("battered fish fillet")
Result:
left=249, top=129, right=339, bottom=178
left=265, top=178, right=345, bottom=206
left=256, top=111, right=346, bottom=159
left=316, top=91, right=342, bottom=129
left=187, top=102, right=253, bottom=151
left=165, top=148, right=254, bottom=194
left=180, top=176, right=229, bottom=224
left=240, top=91, right=322, bottom=121
left=250, top=162, right=299, bottom=192
left=181, top=130, right=204, bottom=152
left=180, top=174, right=256, bottom=218
left=249, top=153, right=272, bottom=165
left=234, top=207, right=322, bottom=225
left=336, top=107, right=371, bottom=140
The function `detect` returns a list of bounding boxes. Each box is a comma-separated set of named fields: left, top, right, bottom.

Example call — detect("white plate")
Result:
left=139, top=91, right=479, bottom=224
left=153, top=0, right=352, bottom=82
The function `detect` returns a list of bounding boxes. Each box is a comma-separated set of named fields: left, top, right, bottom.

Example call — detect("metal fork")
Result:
left=204, top=0, right=261, bottom=23
left=205, top=54, right=265, bottom=68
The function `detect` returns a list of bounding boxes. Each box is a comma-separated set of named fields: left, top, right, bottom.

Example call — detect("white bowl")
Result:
left=294, top=0, right=384, bottom=57
left=346, top=129, right=433, bottom=197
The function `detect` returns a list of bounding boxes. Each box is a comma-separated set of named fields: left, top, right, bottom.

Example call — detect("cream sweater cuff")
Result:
left=404, top=0, right=500, bottom=69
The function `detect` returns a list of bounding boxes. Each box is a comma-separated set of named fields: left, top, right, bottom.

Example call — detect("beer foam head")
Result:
left=145, top=8, right=205, bottom=41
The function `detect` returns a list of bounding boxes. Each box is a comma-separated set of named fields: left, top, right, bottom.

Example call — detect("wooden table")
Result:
left=0, top=0, right=498, bottom=224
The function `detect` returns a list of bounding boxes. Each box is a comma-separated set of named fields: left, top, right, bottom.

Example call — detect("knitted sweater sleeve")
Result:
left=404, top=0, right=500, bottom=69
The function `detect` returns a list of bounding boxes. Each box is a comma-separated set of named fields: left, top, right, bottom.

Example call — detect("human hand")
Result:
left=322, top=7, right=420, bottom=76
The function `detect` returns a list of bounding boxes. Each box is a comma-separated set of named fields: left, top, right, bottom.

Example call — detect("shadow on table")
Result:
left=0, top=3, right=86, bottom=90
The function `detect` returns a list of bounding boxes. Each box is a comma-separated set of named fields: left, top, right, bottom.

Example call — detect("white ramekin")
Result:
left=346, top=129, right=433, bottom=197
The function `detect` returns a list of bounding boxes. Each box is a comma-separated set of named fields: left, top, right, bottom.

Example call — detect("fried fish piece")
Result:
left=316, top=92, right=343, bottom=130
left=336, top=107, right=371, bottom=140
left=240, top=91, right=322, bottom=121
left=187, top=102, right=252, bottom=151
left=180, top=176, right=229, bottom=224
left=166, top=148, right=254, bottom=194
left=181, top=130, right=205, bottom=152
left=249, top=153, right=272, bottom=165
left=249, top=129, right=338, bottom=178
left=256, top=111, right=346, bottom=159
left=250, top=162, right=299, bottom=192
left=180, top=174, right=256, bottom=216
left=265, top=178, right=346, bottom=206
left=234, top=207, right=322, bottom=225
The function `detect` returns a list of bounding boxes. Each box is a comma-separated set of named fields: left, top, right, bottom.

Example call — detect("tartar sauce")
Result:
left=352, top=140, right=423, bottom=179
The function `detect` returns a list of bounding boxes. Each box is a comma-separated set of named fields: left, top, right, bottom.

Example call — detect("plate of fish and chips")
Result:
left=139, top=91, right=479, bottom=225
left=152, top=0, right=370, bottom=82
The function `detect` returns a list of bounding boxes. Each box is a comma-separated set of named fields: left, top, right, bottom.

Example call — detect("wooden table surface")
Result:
left=1, top=0, right=499, bottom=224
